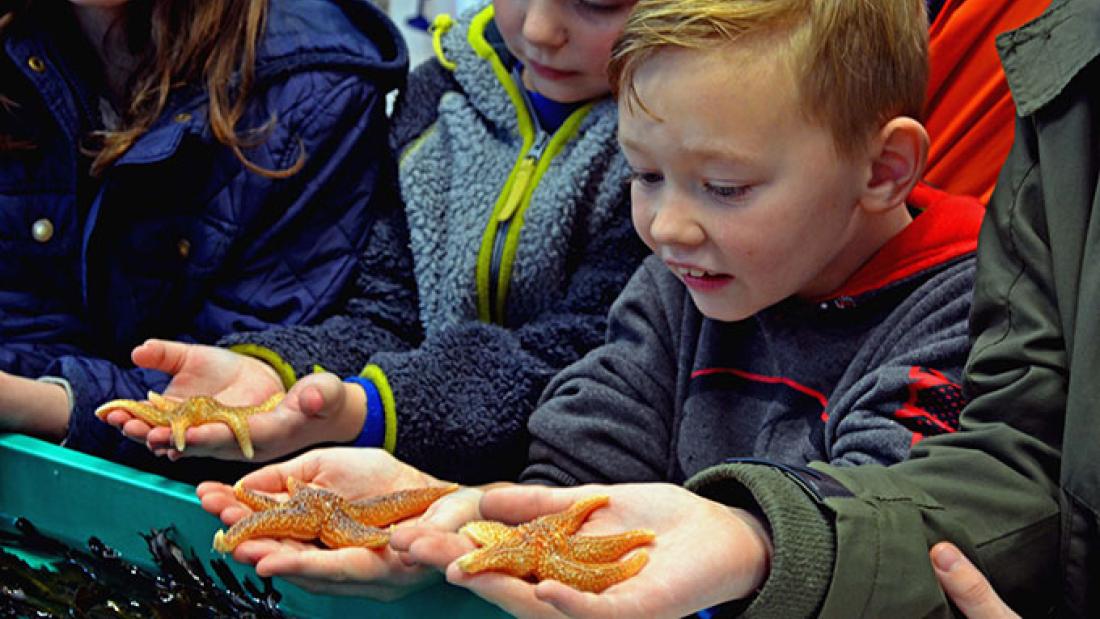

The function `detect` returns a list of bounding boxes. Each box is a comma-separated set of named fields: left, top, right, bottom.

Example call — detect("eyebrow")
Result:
left=619, top=134, right=756, bottom=165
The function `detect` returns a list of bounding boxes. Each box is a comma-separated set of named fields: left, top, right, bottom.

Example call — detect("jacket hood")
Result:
left=818, top=182, right=984, bottom=301
left=258, top=0, right=407, bottom=91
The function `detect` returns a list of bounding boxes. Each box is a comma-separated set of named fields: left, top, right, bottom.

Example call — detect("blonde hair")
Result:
left=608, top=0, right=928, bottom=158
left=0, top=1, right=304, bottom=178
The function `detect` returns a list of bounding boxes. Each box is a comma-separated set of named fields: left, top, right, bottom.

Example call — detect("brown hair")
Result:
left=0, top=1, right=304, bottom=178
left=608, top=0, right=928, bottom=158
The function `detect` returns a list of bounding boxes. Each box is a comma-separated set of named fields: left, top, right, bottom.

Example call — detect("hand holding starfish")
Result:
left=395, top=483, right=773, bottom=619
left=197, top=447, right=478, bottom=600
left=98, top=339, right=284, bottom=455
left=103, top=341, right=366, bottom=462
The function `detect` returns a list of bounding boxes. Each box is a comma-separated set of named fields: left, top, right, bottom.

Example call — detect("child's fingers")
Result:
left=236, top=461, right=301, bottom=493
left=131, top=338, right=187, bottom=374
left=417, top=487, right=483, bottom=530
left=293, top=373, right=344, bottom=417
left=931, top=542, right=1019, bottom=619
left=119, top=418, right=152, bottom=442
left=535, top=580, right=610, bottom=618
left=140, top=425, right=171, bottom=446
left=401, top=529, right=476, bottom=569
left=446, top=566, right=565, bottom=619
left=479, top=485, right=586, bottom=524
left=296, top=383, right=327, bottom=416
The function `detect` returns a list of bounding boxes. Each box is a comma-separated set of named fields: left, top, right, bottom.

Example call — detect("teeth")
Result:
left=677, top=267, right=712, bottom=278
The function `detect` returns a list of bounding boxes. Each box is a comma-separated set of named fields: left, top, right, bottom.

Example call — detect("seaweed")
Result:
left=0, top=517, right=287, bottom=618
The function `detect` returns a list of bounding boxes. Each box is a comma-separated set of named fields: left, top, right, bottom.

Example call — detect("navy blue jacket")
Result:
left=0, top=0, right=406, bottom=482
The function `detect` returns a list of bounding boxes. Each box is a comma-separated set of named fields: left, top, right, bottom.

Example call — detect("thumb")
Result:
left=132, top=339, right=190, bottom=374
left=931, top=542, right=1019, bottom=619
left=292, top=373, right=345, bottom=418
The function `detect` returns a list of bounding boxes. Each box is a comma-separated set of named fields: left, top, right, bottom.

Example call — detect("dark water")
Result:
left=0, top=516, right=288, bottom=618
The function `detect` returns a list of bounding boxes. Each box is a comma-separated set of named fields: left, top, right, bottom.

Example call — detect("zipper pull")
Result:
left=498, top=156, right=535, bottom=222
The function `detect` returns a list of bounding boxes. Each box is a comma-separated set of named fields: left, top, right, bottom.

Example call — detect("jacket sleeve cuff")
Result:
left=227, top=343, right=298, bottom=390
left=343, top=376, right=385, bottom=448
left=686, top=462, right=836, bottom=619
left=356, top=364, right=397, bottom=453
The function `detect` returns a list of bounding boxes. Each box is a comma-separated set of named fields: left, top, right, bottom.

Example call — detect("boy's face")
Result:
left=620, top=45, right=875, bottom=322
left=494, top=0, right=636, bottom=104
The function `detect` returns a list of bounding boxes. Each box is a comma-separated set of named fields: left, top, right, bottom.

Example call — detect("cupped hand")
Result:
left=196, top=447, right=460, bottom=600
left=140, top=369, right=351, bottom=462
left=97, top=339, right=284, bottom=450
left=399, top=483, right=772, bottom=619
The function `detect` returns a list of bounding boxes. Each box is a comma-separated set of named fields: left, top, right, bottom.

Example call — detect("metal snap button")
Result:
left=32, top=218, right=54, bottom=243
left=177, top=238, right=191, bottom=259
left=27, top=56, right=46, bottom=73
left=174, top=112, right=192, bottom=123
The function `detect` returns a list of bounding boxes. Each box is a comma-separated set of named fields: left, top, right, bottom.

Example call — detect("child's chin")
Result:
left=692, top=298, right=755, bottom=323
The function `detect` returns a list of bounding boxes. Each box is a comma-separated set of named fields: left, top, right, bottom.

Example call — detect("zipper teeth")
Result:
left=488, top=130, right=547, bottom=323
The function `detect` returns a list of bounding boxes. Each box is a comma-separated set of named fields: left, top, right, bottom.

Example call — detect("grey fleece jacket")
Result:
left=522, top=185, right=982, bottom=490
left=221, top=3, right=647, bottom=484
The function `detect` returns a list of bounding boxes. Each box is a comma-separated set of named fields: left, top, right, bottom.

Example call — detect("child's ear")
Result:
left=861, top=117, right=928, bottom=213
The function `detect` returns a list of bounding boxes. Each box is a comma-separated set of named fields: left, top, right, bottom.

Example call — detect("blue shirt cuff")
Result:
left=343, top=376, right=385, bottom=448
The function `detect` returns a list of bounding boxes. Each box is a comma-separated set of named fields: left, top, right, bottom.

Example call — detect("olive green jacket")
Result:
left=687, top=0, right=1100, bottom=615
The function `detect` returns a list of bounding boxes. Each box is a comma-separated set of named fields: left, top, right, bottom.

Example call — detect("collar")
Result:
left=816, top=182, right=983, bottom=301
left=996, top=0, right=1100, bottom=117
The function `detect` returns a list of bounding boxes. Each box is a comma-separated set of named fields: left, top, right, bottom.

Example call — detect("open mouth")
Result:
left=673, top=265, right=734, bottom=290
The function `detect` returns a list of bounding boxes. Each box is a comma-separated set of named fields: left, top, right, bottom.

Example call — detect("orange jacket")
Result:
left=923, top=0, right=1051, bottom=204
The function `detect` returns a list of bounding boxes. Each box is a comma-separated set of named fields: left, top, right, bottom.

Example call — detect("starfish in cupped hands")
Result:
left=213, top=477, right=459, bottom=552
left=95, top=391, right=283, bottom=459
left=457, top=495, right=655, bottom=592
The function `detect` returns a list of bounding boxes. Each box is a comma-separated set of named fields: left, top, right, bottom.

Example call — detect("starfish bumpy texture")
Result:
left=94, top=391, right=284, bottom=459
left=457, top=495, right=655, bottom=592
left=213, top=477, right=459, bottom=552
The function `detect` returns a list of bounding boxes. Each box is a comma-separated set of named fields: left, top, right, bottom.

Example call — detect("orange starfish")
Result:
left=213, top=477, right=459, bottom=552
left=456, top=495, right=654, bottom=592
left=94, top=391, right=283, bottom=459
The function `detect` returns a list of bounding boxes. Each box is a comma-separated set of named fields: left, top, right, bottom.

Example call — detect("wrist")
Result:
left=0, top=373, right=71, bottom=441
left=727, top=505, right=773, bottom=595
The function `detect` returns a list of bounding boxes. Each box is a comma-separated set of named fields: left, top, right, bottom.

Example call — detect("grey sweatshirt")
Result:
left=522, top=184, right=982, bottom=487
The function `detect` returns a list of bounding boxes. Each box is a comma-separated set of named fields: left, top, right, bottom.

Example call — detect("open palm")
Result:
left=401, top=483, right=771, bottom=619
left=98, top=339, right=284, bottom=454
left=197, top=447, right=466, bottom=599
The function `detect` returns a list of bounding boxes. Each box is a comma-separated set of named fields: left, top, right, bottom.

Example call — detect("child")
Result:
left=0, top=0, right=406, bottom=482
left=198, top=0, right=987, bottom=611
left=104, top=0, right=649, bottom=484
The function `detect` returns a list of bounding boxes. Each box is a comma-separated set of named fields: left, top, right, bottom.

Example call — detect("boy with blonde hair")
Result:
left=199, top=0, right=987, bottom=614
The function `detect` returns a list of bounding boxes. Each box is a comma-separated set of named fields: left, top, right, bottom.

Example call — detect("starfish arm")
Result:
left=232, top=481, right=284, bottom=512
left=320, top=510, right=391, bottom=549
left=459, top=520, right=514, bottom=546
left=93, top=399, right=170, bottom=424
left=347, top=485, right=460, bottom=527
left=568, top=530, right=656, bottom=563
left=456, top=542, right=538, bottom=578
left=146, top=391, right=177, bottom=412
left=212, top=505, right=323, bottom=552
left=210, top=409, right=256, bottom=459
left=250, top=392, right=285, bottom=413
left=540, top=495, right=610, bottom=536
left=538, top=549, right=649, bottom=593
left=168, top=417, right=192, bottom=452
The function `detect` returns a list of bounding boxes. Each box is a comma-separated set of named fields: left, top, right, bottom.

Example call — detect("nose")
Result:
left=522, top=0, right=567, bottom=49
left=647, top=192, right=706, bottom=248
